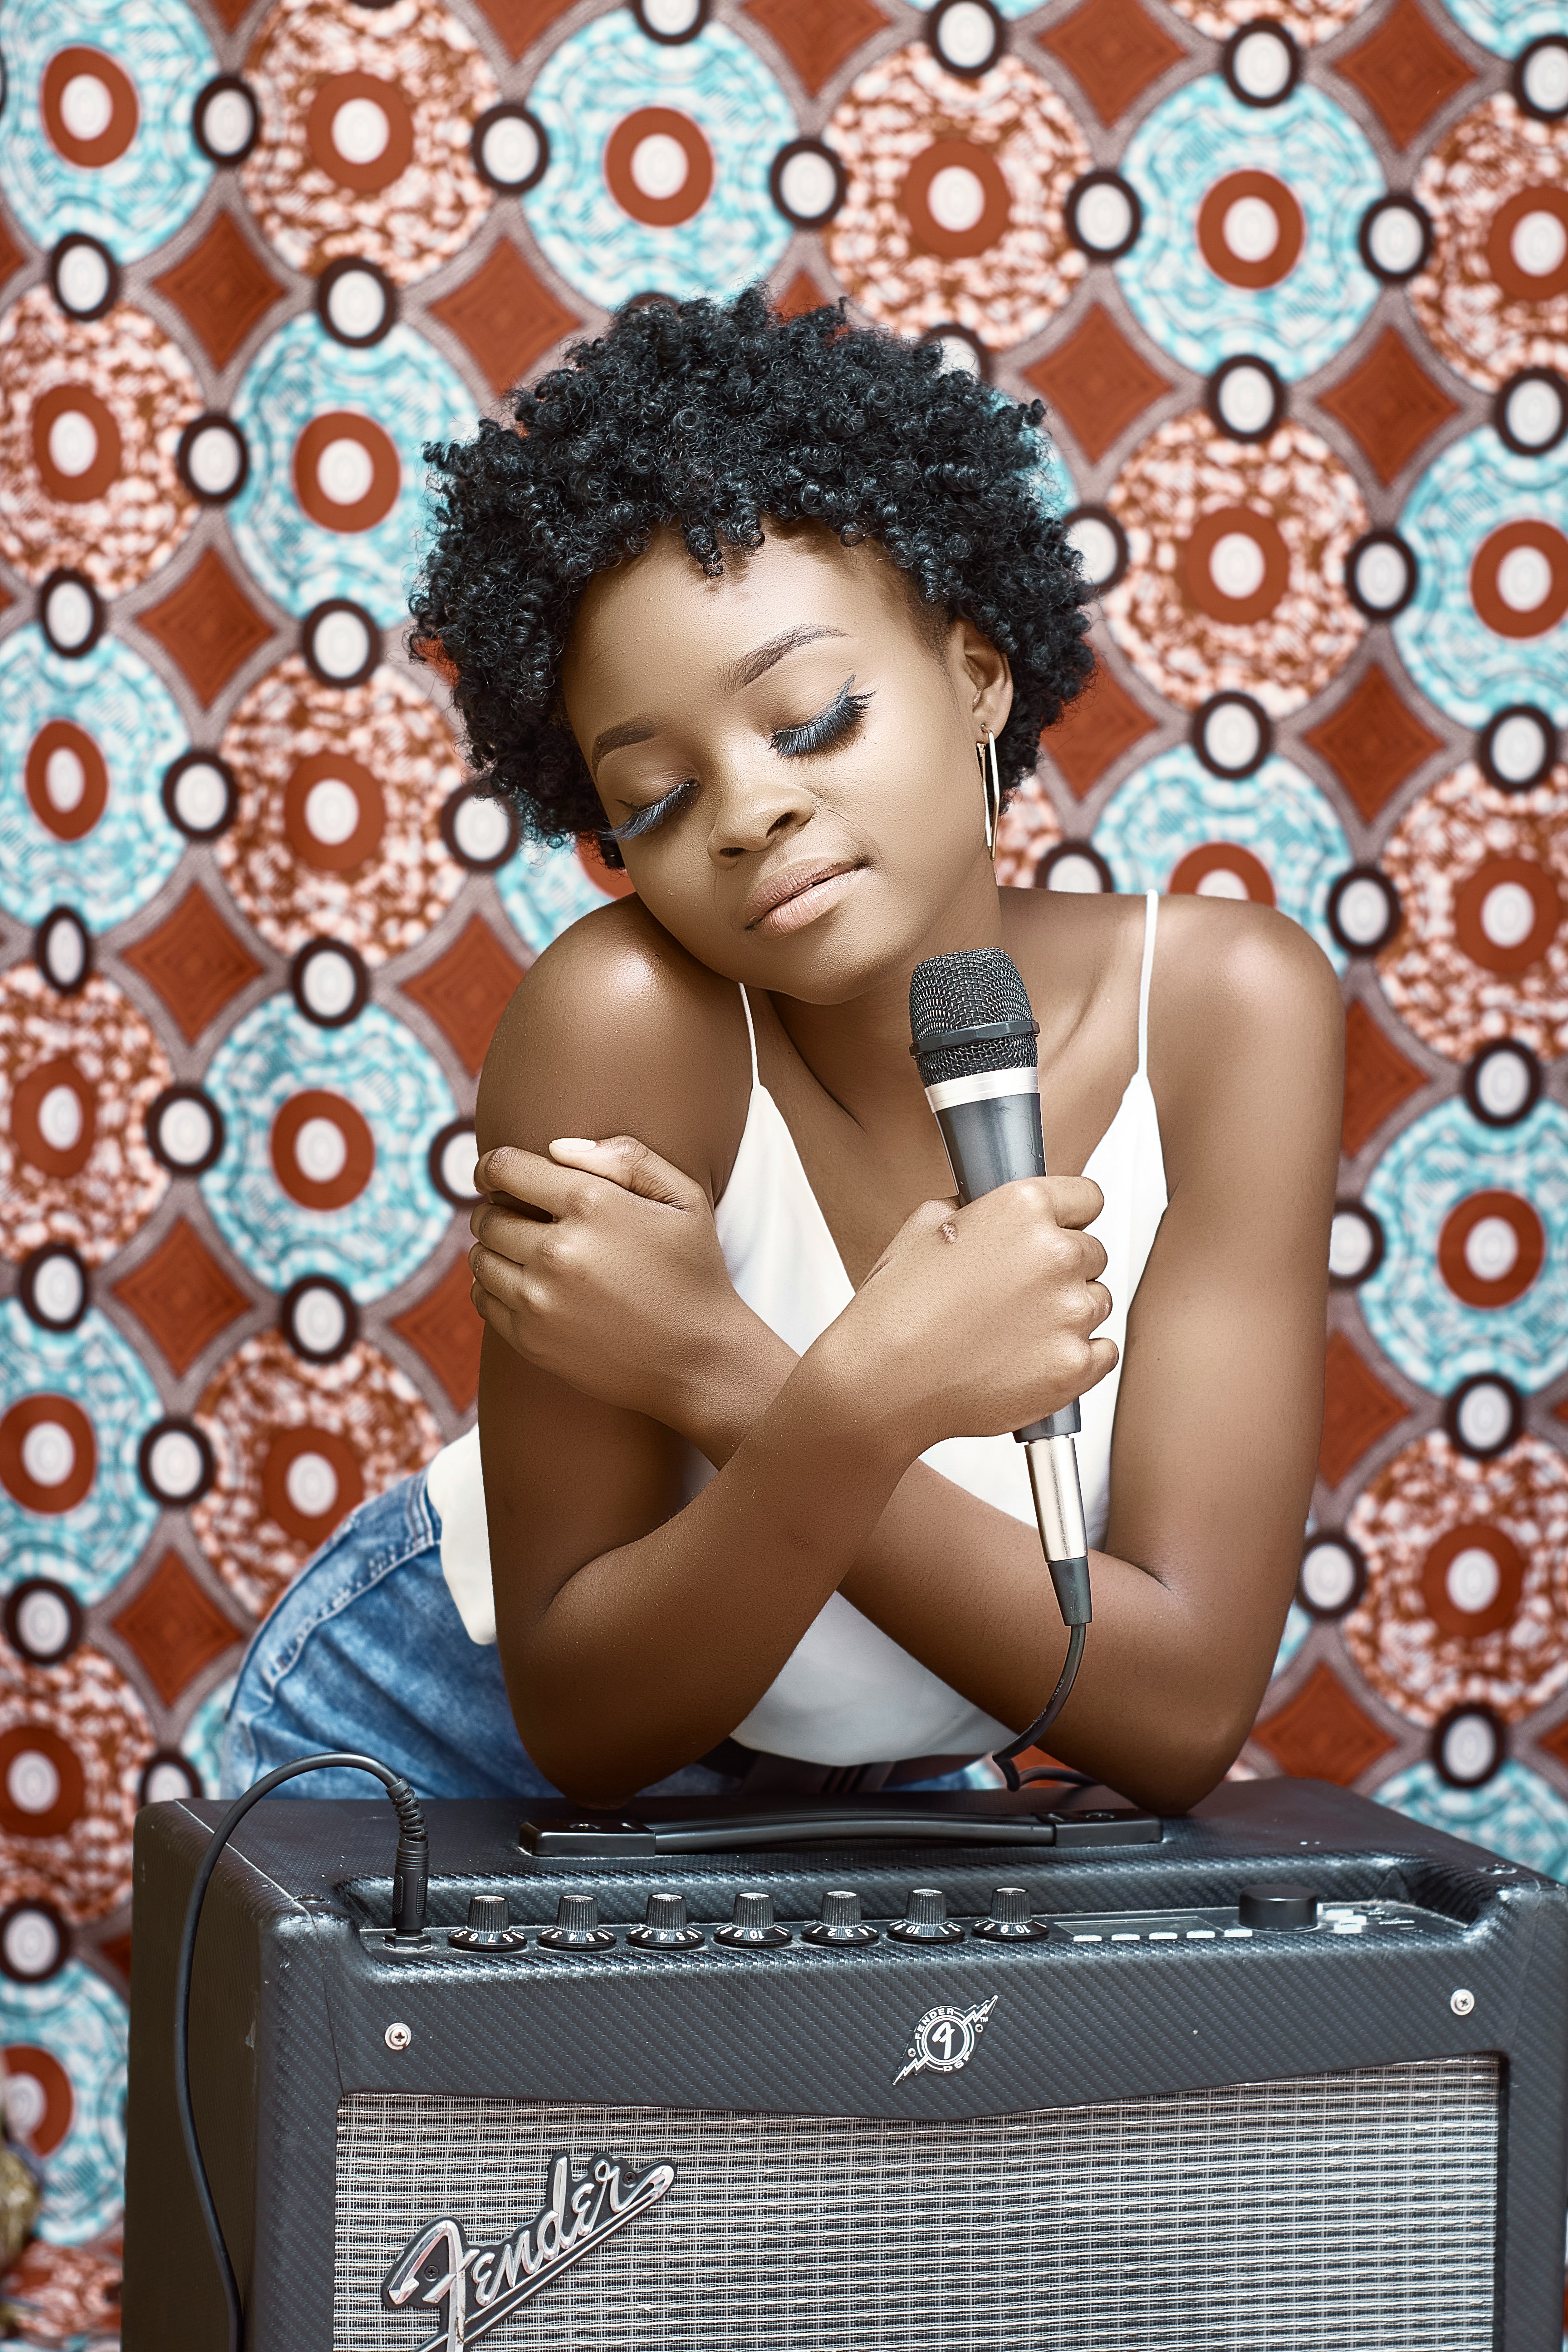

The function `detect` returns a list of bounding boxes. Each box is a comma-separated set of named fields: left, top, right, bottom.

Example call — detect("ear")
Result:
left=948, top=617, right=1014, bottom=742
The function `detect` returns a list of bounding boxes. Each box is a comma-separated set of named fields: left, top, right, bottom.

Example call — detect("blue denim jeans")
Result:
left=220, top=1470, right=996, bottom=1803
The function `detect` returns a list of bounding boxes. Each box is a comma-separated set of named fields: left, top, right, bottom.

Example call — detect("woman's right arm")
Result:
left=475, top=910, right=1110, bottom=1804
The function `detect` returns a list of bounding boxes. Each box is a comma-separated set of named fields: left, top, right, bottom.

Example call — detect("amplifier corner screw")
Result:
left=385, top=2020, right=412, bottom=2050
left=1450, top=1988, right=1475, bottom=2017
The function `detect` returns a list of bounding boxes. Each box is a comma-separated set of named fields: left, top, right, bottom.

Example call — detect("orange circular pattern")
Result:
left=1486, top=185, right=1568, bottom=304
left=0, top=1397, right=96, bottom=1517
left=1197, top=170, right=1305, bottom=290
left=0, top=1645, right=151, bottom=1920
left=1421, top=1522, right=1527, bottom=1640
left=40, top=46, right=138, bottom=169
left=290, top=412, right=400, bottom=535
left=282, top=750, right=387, bottom=872
left=1437, top=1189, right=1546, bottom=1308
left=10, top=1057, right=98, bottom=1181
left=899, top=138, right=1012, bottom=262
left=269, top=1090, right=376, bottom=1210
left=1469, top=520, right=1568, bottom=639
left=0, top=2044, right=74, bottom=2158
left=1345, top=1431, right=1568, bottom=1726
left=29, top=385, right=122, bottom=506
left=603, top=106, right=713, bottom=227
left=23, top=722, right=108, bottom=844
left=0, top=1726, right=87, bottom=1839
left=1453, top=853, right=1562, bottom=976
left=304, top=69, right=415, bottom=196
left=258, top=1424, right=366, bottom=1545
left=1169, top=841, right=1277, bottom=905
left=1179, top=505, right=1292, bottom=626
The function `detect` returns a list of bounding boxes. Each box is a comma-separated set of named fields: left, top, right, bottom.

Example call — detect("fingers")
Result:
left=1044, top=1175, right=1105, bottom=1233
left=547, top=1134, right=705, bottom=1210
left=473, top=1146, right=586, bottom=1219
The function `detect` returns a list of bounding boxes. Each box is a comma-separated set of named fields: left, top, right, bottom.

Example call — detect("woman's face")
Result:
left=559, top=523, right=1014, bottom=1004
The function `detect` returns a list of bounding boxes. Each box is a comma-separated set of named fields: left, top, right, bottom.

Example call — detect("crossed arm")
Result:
left=471, top=906, right=1342, bottom=1811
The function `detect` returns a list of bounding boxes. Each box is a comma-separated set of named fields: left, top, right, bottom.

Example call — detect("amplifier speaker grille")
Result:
left=334, top=2054, right=1498, bottom=2349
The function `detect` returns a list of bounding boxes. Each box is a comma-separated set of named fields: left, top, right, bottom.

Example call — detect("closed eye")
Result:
left=772, top=678, right=871, bottom=760
left=605, top=778, right=697, bottom=844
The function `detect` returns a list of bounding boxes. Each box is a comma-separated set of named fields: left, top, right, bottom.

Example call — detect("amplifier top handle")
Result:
left=519, top=1807, right=1163, bottom=1857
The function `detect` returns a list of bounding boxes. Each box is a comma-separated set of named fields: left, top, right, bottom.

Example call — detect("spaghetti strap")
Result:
left=1136, top=890, right=1158, bottom=1077
left=738, top=983, right=760, bottom=1091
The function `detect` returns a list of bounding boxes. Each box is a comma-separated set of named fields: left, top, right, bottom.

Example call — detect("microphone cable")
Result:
left=173, top=1752, right=430, bottom=2352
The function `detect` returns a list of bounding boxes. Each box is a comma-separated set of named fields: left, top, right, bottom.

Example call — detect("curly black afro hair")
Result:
left=410, top=288, right=1093, bottom=848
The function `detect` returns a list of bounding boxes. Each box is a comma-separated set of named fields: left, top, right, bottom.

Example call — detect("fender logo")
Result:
left=895, top=1996, right=997, bottom=2082
left=382, top=2151, right=675, bottom=2350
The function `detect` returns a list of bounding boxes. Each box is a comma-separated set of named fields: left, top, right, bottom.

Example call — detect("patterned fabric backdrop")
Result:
left=0, top=0, right=1566, bottom=2335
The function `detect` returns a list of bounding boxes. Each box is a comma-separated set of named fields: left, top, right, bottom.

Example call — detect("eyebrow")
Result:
left=588, top=624, right=848, bottom=776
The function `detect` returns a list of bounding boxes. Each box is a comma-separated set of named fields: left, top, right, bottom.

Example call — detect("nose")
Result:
left=705, top=755, right=817, bottom=865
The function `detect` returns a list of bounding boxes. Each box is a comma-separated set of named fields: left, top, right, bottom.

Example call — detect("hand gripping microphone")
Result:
left=909, top=947, right=1091, bottom=1777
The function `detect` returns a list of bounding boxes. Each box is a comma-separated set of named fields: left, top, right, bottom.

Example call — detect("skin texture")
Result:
left=470, top=524, right=1343, bottom=1812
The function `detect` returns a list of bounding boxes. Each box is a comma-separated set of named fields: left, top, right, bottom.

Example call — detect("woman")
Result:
left=222, top=292, right=1340, bottom=1813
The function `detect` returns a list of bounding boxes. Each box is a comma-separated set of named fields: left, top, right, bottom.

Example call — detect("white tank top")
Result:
left=431, top=892, right=1168, bottom=1768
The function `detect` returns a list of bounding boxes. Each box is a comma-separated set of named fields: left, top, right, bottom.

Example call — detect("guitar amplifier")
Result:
left=123, top=1776, right=1568, bottom=2350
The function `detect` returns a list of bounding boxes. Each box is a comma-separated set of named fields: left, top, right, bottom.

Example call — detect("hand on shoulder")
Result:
left=475, top=897, right=750, bottom=1204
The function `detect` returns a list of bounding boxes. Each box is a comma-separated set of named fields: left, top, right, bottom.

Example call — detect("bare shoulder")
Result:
left=475, top=897, right=750, bottom=1200
left=1148, top=895, right=1343, bottom=1172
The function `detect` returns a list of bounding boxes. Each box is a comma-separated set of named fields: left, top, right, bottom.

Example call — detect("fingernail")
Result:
left=549, top=1137, right=597, bottom=1156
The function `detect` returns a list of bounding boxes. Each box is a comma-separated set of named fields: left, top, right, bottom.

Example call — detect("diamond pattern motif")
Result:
left=135, top=549, right=276, bottom=706
left=1254, top=1662, right=1398, bottom=1784
left=390, top=1249, right=484, bottom=1414
left=1332, top=0, right=1474, bottom=150
left=110, top=1549, right=242, bottom=1707
left=152, top=211, right=287, bottom=371
left=112, top=1217, right=252, bottom=1377
left=119, top=885, right=266, bottom=1044
left=399, top=915, right=527, bottom=1076
left=1303, top=665, right=1445, bottom=823
left=1039, top=0, right=1188, bottom=128
left=1024, top=306, right=1171, bottom=466
left=428, top=240, right=582, bottom=398
left=1317, top=328, right=1461, bottom=487
left=745, top=0, right=891, bottom=96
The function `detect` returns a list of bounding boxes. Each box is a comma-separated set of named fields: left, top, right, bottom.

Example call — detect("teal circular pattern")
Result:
left=1091, top=747, right=1351, bottom=971
left=0, top=626, right=185, bottom=930
left=227, top=314, right=474, bottom=628
left=1116, top=78, right=1383, bottom=382
left=1375, top=1759, right=1568, bottom=1879
left=495, top=835, right=619, bottom=956
left=179, top=1671, right=235, bottom=1795
left=0, top=1303, right=159, bottom=1599
left=200, top=995, right=456, bottom=1304
left=1439, top=0, right=1568, bottom=53
left=0, top=0, right=214, bottom=260
left=523, top=11, right=795, bottom=311
left=1393, top=428, right=1568, bottom=729
left=0, top=1960, right=127, bottom=2245
left=1360, top=1096, right=1568, bottom=1395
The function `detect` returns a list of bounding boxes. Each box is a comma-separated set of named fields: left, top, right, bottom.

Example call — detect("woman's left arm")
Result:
left=834, top=898, right=1342, bottom=1806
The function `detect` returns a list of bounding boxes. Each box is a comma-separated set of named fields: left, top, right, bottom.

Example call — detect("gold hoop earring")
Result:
left=976, top=730, right=1001, bottom=862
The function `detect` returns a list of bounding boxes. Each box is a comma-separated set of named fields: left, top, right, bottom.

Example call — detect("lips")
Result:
left=743, top=858, right=861, bottom=932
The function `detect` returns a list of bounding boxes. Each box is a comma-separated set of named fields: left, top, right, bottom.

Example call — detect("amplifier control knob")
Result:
left=448, top=1893, right=527, bottom=1953
left=1238, top=1882, right=1319, bottom=1930
left=973, top=1885, right=1049, bottom=1942
left=629, top=1891, right=704, bottom=1950
left=716, top=1890, right=791, bottom=1947
left=804, top=1890, right=879, bottom=1946
left=539, top=1891, right=617, bottom=1951
left=890, top=1886, right=965, bottom=1944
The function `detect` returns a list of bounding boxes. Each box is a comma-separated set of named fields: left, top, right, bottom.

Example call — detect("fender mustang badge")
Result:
left=382, top=2150, right=675, bottom=2351
left=895, top=1995, right=998, bottom=2083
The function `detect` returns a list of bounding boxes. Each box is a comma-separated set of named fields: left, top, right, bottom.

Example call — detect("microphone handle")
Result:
left=928, top=1089, right=1093, bottom=1632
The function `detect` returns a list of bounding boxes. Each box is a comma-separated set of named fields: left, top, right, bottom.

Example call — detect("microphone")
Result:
left=909, top=948, right=1092, bottom=1775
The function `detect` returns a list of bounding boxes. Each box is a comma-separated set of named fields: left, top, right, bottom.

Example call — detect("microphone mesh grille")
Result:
left=909, top=950, right=1038, bottom=1084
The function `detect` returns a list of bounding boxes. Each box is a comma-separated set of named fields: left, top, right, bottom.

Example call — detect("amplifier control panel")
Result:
left=355, top=1886, right=1461, bottom=1962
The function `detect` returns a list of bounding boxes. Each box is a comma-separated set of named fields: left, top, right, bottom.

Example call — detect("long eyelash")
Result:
left=772, top=679, right=871, bottom=760
left=605, top=778, right=697, bottom=843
